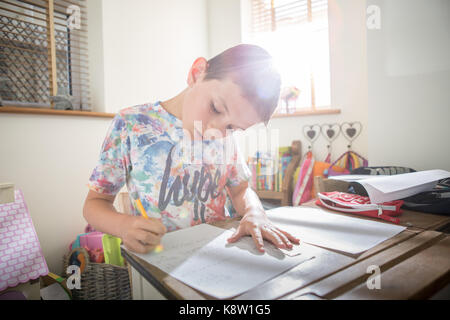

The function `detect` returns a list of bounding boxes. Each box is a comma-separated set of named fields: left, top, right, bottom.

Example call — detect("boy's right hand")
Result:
left=120, top=215, right=167, bottom=254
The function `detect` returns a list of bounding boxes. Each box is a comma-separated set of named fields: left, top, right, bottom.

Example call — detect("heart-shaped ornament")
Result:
left=303, top=124, right=320, bottom=144
left=341, top=122, right=362, bottom=142
left=321, top=123, right=340, bottom=143
left=327, top=129, right=335, bottom=139
left=346, top=127, right=356, bottom=138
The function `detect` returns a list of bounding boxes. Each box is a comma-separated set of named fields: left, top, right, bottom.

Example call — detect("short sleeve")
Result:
left=87, top=113, right=130, bottom=195
left=226, top=135, right=252, bottom=187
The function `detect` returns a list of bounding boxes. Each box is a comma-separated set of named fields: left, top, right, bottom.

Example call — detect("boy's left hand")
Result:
left=227, top=209, right=300, bottom=253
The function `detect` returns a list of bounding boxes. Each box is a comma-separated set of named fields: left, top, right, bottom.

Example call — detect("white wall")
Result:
left=0, top=114, right=111, bottom=273
left=100, top=0, right=209, bottom=113
left=207, top=0, right=242, bottom=57
left=367, top=0, right=450, bottom=171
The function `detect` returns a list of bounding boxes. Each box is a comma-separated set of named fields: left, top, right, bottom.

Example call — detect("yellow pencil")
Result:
left=135, top=198, right=164, bottom=252
left=135, top=198, right=149, bottom=219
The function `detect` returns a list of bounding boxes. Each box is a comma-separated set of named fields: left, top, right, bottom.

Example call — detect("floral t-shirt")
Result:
left=88, top=102, right=251, bottom=232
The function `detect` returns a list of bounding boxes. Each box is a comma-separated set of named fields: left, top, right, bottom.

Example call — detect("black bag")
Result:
left=350, top=166, right=416, bottom=176
left=401, top=178, right=450, bottom=215
left=349, top=167, right=450, bottom=215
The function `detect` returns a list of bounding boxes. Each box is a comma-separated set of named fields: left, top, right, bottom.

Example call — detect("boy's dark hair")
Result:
left=204, top=44, right=281, bottom=125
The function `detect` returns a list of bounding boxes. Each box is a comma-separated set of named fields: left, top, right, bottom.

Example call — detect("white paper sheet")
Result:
left=266, top=206, right=406, bottom=255
left=328, top=174, right=388, bottom=181
left=357, top=169, right=450, bottom=203
left=131, top=224, right=313, bottom=299
left=330, top=170, right=450, bottom=203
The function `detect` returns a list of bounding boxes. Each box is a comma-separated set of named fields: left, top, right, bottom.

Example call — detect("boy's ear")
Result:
left=187, top=57, right=208, bottom=87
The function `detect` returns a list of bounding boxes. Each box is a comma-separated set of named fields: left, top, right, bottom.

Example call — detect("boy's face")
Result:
left=181, top=58, right=262, bottom=141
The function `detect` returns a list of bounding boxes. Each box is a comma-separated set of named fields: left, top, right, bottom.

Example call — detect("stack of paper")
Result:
left=329, top=169, right=450, bottom=203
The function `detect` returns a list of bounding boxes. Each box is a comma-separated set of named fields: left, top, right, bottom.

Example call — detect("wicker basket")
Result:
left=63, top=247, right=132, bottom=300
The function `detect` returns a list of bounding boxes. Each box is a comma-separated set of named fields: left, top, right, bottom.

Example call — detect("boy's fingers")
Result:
left=276, top=227, right=300, bottom=244
left=139, top=217, right=167, bottom=235
left=135, top=229, right=161, bottom=246
left=271, top=228, right=293, bottom=248
left=124, top=239, right=154, bottom=254
left=138, top=240, right=157, bottom=252
left=249, top=228, right=265, bottom=253
left=261, top=227, right=286, bottom=249
left=227, top=226, right=244, bottom=243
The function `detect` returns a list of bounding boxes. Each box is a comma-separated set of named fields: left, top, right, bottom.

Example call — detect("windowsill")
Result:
left=0, top=106, right=340, bottom=120
left=0, top=106, right=116, bottom=118
left=271, top=108, right=341, bottom=118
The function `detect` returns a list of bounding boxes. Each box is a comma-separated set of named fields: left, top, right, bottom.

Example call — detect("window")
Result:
left=0, top=0, right=90, bottom=110
left=246, top=0, right=331, bottom=115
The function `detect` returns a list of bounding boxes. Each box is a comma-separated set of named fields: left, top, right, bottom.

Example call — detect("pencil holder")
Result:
left=63, top=247, right=132, bottom=300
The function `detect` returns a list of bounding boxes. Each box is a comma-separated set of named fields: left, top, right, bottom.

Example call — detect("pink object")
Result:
left=79, top=232, right=104, bottom=251
left=0, top=190, right=49, bottom=291
left=84, top=224, right=97, bottom=233
left=83, top=246, right=104, bottom=263
left=292, top=152, right=315, bottom=206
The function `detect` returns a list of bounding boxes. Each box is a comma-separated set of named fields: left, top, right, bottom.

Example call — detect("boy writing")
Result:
left=83, top=44, right=300, bottom=254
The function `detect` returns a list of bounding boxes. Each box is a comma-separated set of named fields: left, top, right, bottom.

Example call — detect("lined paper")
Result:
left=131, top=224, right=313, bottom=299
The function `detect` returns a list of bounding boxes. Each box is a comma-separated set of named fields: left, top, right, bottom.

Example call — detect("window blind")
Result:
left=0, top=0, right=91, bottom=110
left=251, top=0, right=328, bottom=33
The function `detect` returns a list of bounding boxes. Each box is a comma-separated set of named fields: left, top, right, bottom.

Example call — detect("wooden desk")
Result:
left=123, top=205, right=450, bottom=300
